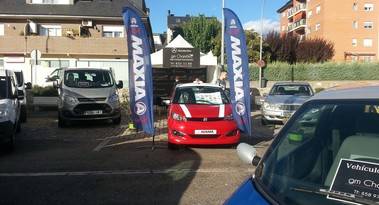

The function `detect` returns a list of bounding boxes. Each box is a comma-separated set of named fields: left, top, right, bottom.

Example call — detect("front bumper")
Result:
left=60, top=102, right=121, bottom=121
left=262, top=109, right=294, bottom=122
left=0, top=121, right=14, bottom=143
left=168, top=120, right=240, bottom=145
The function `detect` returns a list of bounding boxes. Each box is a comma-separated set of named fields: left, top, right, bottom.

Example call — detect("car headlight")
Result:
left=0, top=110, right=8, bottom=117
left=224, top=114, right=233, bottom=121
left=63, top=95, right=78, bottom=105
left=172, top=112, right=186, bottom=122
left=108, top=93, right=119, bottom=103
left=263, top=102, right=280, bottom=111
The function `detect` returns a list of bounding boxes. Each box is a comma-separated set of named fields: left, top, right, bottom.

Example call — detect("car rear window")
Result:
left=172, top=86, right=230, bottom=105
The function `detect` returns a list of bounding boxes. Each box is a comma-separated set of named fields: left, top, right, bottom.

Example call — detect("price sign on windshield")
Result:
left=328, top=159, right=379, bottom=204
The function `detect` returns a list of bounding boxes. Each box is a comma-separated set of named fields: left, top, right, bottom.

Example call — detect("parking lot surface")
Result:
left=0, top=111, right=274, bottom=205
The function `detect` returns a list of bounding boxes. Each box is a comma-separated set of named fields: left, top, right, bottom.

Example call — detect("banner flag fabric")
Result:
left=223, top=8, right=252, bottom=137
left=122, top=7, right=154, bottom=135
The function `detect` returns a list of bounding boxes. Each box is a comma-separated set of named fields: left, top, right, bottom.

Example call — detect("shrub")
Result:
left=296, top=38, right=335, bottom=63
left=249, top=62, right=379, bottom=81
left=31, top=86, right=58, bottom=97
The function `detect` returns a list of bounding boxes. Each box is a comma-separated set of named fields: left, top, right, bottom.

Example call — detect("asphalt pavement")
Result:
left=0, top=110, right=275, bottom=205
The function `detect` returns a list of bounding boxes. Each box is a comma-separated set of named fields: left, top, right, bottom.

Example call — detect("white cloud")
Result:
left=243, top=19, right=280, bottom=34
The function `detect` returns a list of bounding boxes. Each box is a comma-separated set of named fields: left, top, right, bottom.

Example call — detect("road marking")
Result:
left=93, top=137, right=114, bottom=152
left=0, top=168, right=255, bottom=177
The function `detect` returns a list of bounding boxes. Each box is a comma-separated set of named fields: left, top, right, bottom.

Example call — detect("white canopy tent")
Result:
left=151, top=35, right=219, bottom=83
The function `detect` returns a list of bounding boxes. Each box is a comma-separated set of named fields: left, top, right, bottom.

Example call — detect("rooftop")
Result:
left=0, top=0, right=147, bottom=19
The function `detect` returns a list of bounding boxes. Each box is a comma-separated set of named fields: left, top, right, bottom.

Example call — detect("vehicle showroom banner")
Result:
left=123, top=7, right=154, bottom=135
left=163, top=47, right=200, bottom=68
left=223, top=8, right=252, bottom=137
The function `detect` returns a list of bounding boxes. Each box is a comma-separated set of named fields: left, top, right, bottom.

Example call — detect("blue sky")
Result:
left=145, top=0, right=288, bottom=34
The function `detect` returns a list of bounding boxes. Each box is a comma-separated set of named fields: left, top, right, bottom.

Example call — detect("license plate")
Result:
left=84, top=110, right=103, bottom=115
left=194, top=130, right=217, bottom=135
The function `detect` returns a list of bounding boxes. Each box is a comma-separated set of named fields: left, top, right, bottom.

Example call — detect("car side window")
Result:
left=10, top=76, right=17, bottom=98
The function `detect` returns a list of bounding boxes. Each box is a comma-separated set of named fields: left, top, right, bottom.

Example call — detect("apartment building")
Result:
left=0, top=0, right=153, bottom=85
left=278, top=0, right=379, bottom=62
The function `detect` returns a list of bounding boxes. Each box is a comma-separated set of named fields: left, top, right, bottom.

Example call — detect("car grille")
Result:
left=190, top=134, right=220, bottom=138
left=187, top=117, right=224, bottom=122
left=279, top=104, right=301, bottom=111
left=73, top=103, right=112, bottom=114
left=77, top=98, right=106, bottom=102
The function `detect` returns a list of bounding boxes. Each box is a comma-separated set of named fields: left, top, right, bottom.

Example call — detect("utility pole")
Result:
left=259, top=0, right=265, bottom=88
left=221, top=0, right=225, bottom=72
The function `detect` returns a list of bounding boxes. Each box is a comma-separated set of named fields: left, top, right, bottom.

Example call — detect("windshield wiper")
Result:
left=291, top=187, right=378, bottom=205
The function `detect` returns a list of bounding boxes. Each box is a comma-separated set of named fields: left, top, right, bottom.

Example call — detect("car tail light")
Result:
left=226, top=129, right=238, bottom=137
left=172, top=130, right=185, bottom=137
left=172, top=112, right=187, bottom=122
left=224, top=114, right=233, bottom=121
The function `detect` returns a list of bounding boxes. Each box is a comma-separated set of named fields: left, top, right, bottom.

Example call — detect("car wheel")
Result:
left=3, top=132, right=15, bottom=153
left=16, top=121, right=21, bottom=133
left=112, top=116, right=121, bottom=125
left=58, top=113, right=67, bottom=128
left=20, top=107, right=27, bottom=123
left=168, top=142, right=179, bottom=150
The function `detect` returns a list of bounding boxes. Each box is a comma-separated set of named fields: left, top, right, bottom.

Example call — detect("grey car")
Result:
left=56, top=68, right=123, bottom=127
left=261, top=82, right=314, bottom=125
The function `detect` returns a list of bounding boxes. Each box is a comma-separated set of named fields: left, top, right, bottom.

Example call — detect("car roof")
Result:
left=63, top=67, right=111, bottom=71
left=273, top=82, right=311, bottom=86
left=176, top=83, right=222, bottom=88
left=311, top=84, right=379, bottom=101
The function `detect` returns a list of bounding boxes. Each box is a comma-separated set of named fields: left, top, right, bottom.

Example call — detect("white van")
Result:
left=0, top=69, right=23, bottom=152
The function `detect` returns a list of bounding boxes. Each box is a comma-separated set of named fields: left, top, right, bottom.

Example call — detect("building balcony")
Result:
left=288, top=19, right=306, bottom=32
left=0, top=36, right=128, bottom=57
left=287, top=3, right=307, bottom=19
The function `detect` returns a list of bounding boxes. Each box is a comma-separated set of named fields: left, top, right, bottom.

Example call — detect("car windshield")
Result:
left=0, top=76, right=9, bottom=99
left=172, top=86, right=230, bottom=105
left=270, top=85, right=312, bottom=96
left=256, top=100, right=379, bottom=205
left=14, top=72, right=23, bottom=87
left=64, top=69, right=114, bottom=88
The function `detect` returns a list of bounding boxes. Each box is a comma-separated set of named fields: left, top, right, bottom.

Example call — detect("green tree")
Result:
left=245, top=30, right=271, bottom=63
left=180, top=16, right=221, bottom=56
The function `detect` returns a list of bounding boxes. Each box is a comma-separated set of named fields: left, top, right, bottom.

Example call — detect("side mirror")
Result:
left=53, top=81, right=60, bottom=89
left=237, top=143, right=261, bottom=166
left=17, top=90, right=24, bottom=100
left=25, top=82, right=32, bottom=90
left=116, top=80, right=124, bottom=89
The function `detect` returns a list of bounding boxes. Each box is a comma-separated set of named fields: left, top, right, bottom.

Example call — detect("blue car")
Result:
left=226, top=85, right=379, bottom=205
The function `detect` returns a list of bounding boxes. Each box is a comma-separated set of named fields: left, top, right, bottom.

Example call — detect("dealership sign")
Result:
left=163, top=47, right=200, bottom=68
left=328, top=159, right=379, bottom=204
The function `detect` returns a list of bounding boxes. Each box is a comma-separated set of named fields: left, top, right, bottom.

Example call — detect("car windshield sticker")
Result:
left=328, top=158, right=379, bottom=204
left=194, top=92, right=222, bottom=104
left=365, top=105, right=379, bottom=114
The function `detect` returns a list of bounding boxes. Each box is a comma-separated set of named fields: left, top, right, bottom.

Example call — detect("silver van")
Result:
left=55, top=68, right=123, bottom=128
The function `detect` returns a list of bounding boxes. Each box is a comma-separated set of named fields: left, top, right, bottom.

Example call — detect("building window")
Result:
left=315, top=23, right=321, bottom=31
left=41, top=60, right=69, bottom=68
left=363, top=39, right=373, bottom=47
left=352, top=39, right=357, bottom=47
left=353, top=2, right=358, bottom=11
left=364, top=3, right=374, bottom=11
left=364, top=21, right=374, bottom=29
left=308, top=10, right=313, bottom=17
left=0, top=59, right=3, bottom=67
left=0, top=24, right=4, bottom=36
left=353, top=21, right=358, bottom=29
left=29, top=0, right=72, bottom=4
left=363, top=56, right=374, bottom=62
left=102, top=26, right=124, bottom=38
left=39, top=25, right=62, bottom=36
left=316, top=5, right=321, bottom=14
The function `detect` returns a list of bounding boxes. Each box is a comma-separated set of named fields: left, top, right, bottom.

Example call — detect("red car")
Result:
left=167, top=83, right=240, bottom=149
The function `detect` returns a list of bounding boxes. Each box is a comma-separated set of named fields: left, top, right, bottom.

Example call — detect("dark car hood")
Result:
left=265, top=95, right=310, bottom=105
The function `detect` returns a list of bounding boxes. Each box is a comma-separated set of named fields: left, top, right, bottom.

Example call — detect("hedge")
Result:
left=31, top=86, right=59, bottom=97
left=249, top=62, right=379, bottom=81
